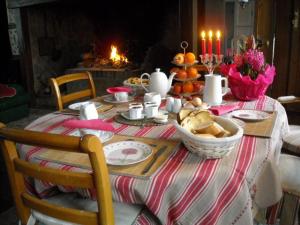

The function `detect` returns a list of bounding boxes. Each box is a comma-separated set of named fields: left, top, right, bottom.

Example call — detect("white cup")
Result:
left=144, top=92, right=161, bottom=106
left=129, top=103, right=143, bottom=119
left=114, top=92, right=128, bottom=102
left=79, top=103, right=98, bottom=120
left=144, top=102, right=159, bottom=118
left=166, top=97, right=174, bottom=112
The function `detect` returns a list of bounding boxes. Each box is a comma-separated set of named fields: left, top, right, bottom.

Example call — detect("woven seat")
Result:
left=283, top=125, right=300, bottom=155
left=279, top=154, right=300, bottom=196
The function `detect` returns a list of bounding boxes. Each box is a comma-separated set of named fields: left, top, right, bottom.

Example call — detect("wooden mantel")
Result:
left=7, top=0, right=58, bottom=9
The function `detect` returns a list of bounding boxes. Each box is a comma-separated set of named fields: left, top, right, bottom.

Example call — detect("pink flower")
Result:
left=244, top=49, right=264, bottom=72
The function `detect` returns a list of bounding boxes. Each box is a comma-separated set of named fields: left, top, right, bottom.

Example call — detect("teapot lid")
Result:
left=155, top=68, right=161, bottom=72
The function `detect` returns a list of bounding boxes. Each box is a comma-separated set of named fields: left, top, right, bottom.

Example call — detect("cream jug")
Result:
left=203, top=74, right=228, bottom=106
left=140, top=68, right=176, bottom=98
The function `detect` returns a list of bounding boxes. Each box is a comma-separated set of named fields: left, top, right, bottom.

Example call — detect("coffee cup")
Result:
left=129, top=103, right=143, bottom=119
left=144, top=92, right=161, bottom=106
left=114, top=92, right=128, bottom=102
left=144, top=102, right=159, bottom=118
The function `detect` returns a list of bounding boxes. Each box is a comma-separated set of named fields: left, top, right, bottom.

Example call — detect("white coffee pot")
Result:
left=203, top=74, right=228, bottom=106
left=140, top=68, right=176, bottom=98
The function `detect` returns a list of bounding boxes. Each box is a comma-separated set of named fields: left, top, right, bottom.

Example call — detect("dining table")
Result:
left=19, top=94, right=289, bottom=225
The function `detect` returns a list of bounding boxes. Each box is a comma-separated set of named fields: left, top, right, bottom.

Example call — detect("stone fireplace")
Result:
left=6, top=0, right=202, bottom=107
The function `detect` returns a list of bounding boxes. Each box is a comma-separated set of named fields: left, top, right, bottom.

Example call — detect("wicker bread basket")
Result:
left=173, top=116, right=243, bottom=159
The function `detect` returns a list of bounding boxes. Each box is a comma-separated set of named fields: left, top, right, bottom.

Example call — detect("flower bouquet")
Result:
left=221, top=35, right=276, bottom=101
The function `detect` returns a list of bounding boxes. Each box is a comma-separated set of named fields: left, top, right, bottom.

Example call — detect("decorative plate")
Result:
left=103, top=141, right=152, bottom=166
left=69, top=129, right=114, bottom=143
left=68, top=101, right=102, bottom=111
left=231, top=110, right=270, bottom=121
left=123, top=79, right=149, bottom=87
left=102, top=94, right=134, bottom=103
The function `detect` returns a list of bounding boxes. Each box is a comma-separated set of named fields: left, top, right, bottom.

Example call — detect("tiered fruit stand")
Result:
left=170, top=41, right=204, bottom=98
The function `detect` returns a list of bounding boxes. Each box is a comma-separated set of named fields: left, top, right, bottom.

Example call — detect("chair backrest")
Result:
left=0, top=123, right=114, bottom=225
left=50, top=72, right=96, bottom=111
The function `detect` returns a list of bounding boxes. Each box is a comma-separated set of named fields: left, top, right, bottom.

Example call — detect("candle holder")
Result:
left=199, top=54, right=223, bottom=74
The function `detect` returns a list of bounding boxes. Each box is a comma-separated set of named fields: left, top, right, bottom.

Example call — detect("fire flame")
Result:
left=110, top=45, right=128, bottom=63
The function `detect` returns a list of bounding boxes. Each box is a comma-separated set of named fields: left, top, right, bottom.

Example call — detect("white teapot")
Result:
left=140, top=68, right=176, bottom=98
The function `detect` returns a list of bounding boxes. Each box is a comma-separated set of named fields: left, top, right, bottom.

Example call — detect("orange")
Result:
left=186, top=67, right=198, bottom=78
left=170, top=67, right=180, bottom=74
left=176, top=69, right=187, bottom=80
left=173, top=83, right=182, bottom=95
left=182, top=81, right=194, bottom=93
left=174, top=53, right=185, bottom=64
left=184, top=52, right=196, bottom=64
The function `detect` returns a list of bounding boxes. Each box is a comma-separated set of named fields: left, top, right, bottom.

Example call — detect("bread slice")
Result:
left=195, top=122, right=225, bottom=137
left=178, top=109, right=193, bottom=122
left=216, top=129, right=231, bottom=138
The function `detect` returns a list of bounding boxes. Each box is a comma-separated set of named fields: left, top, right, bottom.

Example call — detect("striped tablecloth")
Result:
left=19, top=96, right=289, bottom=225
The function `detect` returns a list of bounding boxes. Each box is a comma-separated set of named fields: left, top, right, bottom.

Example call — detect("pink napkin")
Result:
left=210, top=104, right=240, bottom=116
left=62, top=119, right=115, bottom=132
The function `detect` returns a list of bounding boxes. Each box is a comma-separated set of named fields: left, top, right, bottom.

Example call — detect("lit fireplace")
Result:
left=109, top=45, right=128, bottom=67
left=79, top=44, right=130, bottom=69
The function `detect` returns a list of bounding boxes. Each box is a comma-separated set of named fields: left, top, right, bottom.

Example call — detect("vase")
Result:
left=222, top=65, right=276, bottom=101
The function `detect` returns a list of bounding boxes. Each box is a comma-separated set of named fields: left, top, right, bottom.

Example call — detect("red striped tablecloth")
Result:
left=19, top=96, right=289, bottom=225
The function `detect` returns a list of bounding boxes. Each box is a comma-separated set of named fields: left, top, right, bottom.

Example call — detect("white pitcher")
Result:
left=203, top=74, right=228, bottom=106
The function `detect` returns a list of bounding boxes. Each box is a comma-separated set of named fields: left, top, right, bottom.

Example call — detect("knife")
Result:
left=141, top=145, right=167, bottom=175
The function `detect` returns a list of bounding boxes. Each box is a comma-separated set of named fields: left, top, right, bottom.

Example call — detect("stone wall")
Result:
left=27, top=4, right=94, bottom=95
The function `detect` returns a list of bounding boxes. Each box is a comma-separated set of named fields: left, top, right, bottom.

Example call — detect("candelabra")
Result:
left=199, top=54, right=223, bottom=74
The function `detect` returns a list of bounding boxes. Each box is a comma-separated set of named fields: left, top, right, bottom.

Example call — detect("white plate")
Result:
left=103, top=94, right=134, bottom=103
left=231, top=110, right=270, bottom=121
left=69, top=129, right=114, bottom=143
left=103, top=141, right=152, bottom=166
left=68, top=101, right=102, bottom=110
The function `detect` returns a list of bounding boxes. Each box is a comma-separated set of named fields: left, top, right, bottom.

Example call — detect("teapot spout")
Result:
left=168, top=72, right=176, bottom=91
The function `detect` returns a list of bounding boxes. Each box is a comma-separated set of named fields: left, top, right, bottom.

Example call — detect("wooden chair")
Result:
left=0, top=123, right=143, bottom=225
left=277, top=96, right=300, bottom=156
left=277, top=154, right=300, bottom=224
left=50, top=72, right=96, bottom=111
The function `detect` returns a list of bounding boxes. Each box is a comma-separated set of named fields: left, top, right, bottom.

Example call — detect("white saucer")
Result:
left=69, top=129, right=114, bottom=143
left=103, top=94, right=134, bottom=103
left=120, top=111, right=145, bottom=120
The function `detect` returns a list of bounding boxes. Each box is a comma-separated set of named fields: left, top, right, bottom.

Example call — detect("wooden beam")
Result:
left=7, top=0, right=58, bottom=9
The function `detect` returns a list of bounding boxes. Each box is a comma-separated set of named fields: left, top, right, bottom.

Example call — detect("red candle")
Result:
left=208, top=30, right=213, bottom=55
left=201, top=31, right=206, bottom=55
left=216, top=30, right=221, bottom=55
